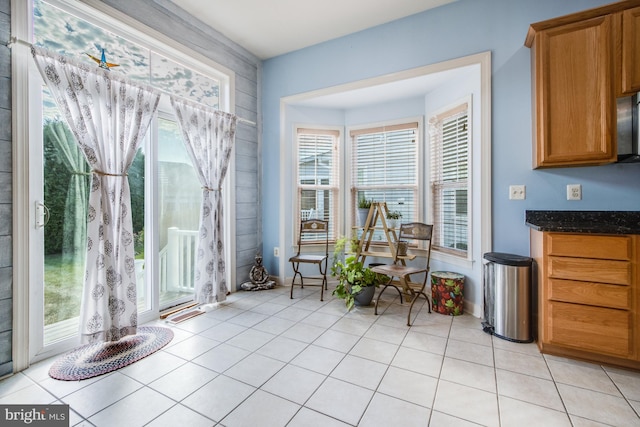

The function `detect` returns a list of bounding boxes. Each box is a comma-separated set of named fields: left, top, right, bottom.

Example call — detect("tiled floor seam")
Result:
left=602, top=366, right=640, bottom=414
left=490, top=334, right=502, bottom=427
left=422, top=315, right=451, bottom=427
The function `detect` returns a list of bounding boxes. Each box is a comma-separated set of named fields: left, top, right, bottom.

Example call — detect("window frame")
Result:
left=347, top=118, right=423, bottom=241
left=428, top=95, right=472, bottom=261
left=44, top=0, right=234, bottom=111
left=293, top=126, right=342, bottom=244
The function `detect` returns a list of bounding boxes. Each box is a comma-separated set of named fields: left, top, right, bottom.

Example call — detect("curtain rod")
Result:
left=3, top=36, right=257, bottom=127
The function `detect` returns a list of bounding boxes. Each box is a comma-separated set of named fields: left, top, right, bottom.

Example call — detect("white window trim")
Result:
left=12, top=0, right=34, bottom=373
left=279, top=51, right=490, bottom=293
left=427, top=95, right=472, bottom=263
left=292, top=125, right=342, bottom=247
left=12, top=0, right=237, bottom=369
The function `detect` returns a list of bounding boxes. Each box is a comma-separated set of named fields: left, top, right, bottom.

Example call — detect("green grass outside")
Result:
left=44, top=254, right=84, bottom=326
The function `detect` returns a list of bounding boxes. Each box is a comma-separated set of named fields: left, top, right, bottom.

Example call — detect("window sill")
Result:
left=431, top=250, right=474, bottom=270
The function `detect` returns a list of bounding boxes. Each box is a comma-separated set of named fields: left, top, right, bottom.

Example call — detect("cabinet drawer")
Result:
left=548, top=301, right=632, bottom=357
left=547, top=233, right=632, bottom=260
left=548, top=256, right=631, bottom=285
left=548, top=279, right=631, bottom=309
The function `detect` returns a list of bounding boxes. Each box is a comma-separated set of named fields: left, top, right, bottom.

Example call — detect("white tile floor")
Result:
left=2, top=285, right=640, bottom=426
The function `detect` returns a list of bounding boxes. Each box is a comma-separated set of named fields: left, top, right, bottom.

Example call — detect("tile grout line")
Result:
left=491, top=332, right=503, bottom=427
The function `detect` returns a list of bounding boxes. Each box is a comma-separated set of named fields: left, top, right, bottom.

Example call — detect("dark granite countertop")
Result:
left=525, top=211, right=640, bottom=234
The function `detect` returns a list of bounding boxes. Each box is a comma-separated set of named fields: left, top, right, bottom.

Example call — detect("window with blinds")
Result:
left=429, top=101, right=470, bottom=257
left=295, top=128, right=340, bottom=241
left=350, top=122, right=419, bottom=237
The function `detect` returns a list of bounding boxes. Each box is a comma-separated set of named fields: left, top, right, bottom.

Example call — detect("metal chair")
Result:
left=289, top=219, right=329, bottom=301
left=370, top=222, right=433, bottom=326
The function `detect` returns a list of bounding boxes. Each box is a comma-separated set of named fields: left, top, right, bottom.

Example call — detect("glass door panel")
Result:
left=42, top=88, right=88, bottom=345
left=157, top=117, right=200, bottom=309
left=128, top=148, right=148, bottom=313
left=38, top=98, right=199, bottom=347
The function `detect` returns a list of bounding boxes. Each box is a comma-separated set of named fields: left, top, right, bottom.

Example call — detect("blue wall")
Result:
left=261, top=0, right=640, bottom=303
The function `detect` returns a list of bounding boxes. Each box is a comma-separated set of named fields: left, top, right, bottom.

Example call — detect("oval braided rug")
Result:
left=48, top=326, right=174, bottom=381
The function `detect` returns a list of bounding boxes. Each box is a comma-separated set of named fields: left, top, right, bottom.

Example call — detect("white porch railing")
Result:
left=159, top=227, right=199, bottom=293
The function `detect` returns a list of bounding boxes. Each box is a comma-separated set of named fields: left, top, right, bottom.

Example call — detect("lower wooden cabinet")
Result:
left=547, top=301, right=632, bottom=358
left=531, top=231, right=639, bottom=369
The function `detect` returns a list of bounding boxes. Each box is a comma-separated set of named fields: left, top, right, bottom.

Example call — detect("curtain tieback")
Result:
left=72, top=172, right=92, bottom=176
left=93, top=170, right=128, bottom=177
left=202, top=186, right=221, bottom=192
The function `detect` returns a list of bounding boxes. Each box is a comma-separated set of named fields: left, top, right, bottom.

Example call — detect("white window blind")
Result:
left=296, top=128, right=340, bottom=241
left=429, top=102, right=469, bottom=256
left=350, top=122, right=419, bottom=235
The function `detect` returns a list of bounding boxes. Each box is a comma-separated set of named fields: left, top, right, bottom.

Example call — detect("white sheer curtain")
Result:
left=43, top=120, right=90, bottom=261
left=170, top=97, right=236, bottom=304
left=32, top=47, right=160, bottom=343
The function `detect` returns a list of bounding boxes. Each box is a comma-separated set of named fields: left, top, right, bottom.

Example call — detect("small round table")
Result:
left=431, top=271, right=465, bottom=316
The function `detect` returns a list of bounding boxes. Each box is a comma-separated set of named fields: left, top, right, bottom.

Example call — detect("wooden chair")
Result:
left=289, top=219, right=329, bottom=301
left=370, top=222, right=433, bottom=326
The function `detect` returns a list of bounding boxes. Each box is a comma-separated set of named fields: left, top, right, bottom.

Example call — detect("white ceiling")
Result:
left=169, top=0, right=457, bottom=60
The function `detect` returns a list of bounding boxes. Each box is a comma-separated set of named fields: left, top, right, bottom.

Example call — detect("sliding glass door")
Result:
left=26, top=0, right=229, bottom=362
left=36, top=87, right=154, bottom=353
left=31, top=88, right=201, bottom=361
left=156, top=116, right=201, bottom=310
left=41, top=87, right=89, bottom=346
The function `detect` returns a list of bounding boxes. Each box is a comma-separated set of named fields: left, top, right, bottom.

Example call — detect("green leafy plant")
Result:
left=386, top=210, right=402, bottom=220
left=134, top=229, right=145, bottom=259
left=357, top=196, right=373, bottom=209
left=331, top=234, right=385, bottom=310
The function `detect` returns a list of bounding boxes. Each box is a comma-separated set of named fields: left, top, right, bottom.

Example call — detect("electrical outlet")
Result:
left=567, top=184, right=582, bottom=201
left=509, top=185, right=526, bottom=200
left=273, top=247, right=280, bottom=257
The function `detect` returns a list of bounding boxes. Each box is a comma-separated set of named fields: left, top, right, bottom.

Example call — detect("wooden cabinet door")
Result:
left=548, top=301, right=632, bottom=357
left=621, top=7, right=640, bottom=94
left=533, top=16, right=617, bottom=167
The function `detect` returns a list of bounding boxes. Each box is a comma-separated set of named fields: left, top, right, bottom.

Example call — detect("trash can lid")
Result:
left=483, top=252, right=533, bottom=266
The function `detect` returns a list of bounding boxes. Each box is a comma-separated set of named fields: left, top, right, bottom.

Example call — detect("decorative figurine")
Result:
left=87, top=48, right=119, bottom=70
left=249, top=254, right=269, bottom=284
left=240, top=253, right=275, bottom=291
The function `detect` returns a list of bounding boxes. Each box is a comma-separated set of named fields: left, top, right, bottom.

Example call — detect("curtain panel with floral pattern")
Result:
left=32, top=46, right=160, bottom=343
left=170, top=97, right=236, bottom=304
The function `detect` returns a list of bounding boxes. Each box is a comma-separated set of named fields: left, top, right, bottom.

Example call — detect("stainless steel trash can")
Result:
left=482, top=252, right=533, bottom=343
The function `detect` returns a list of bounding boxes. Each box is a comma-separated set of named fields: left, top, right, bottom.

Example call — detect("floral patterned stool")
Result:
left=431, top=271, right=464, bottom=316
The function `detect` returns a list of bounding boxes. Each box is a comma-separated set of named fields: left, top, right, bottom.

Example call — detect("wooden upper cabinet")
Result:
left=529, top=15, right=617, bottom=168
left=526, top=1, right=640, bottom=168
left=620, top=6, right=640, bottom=94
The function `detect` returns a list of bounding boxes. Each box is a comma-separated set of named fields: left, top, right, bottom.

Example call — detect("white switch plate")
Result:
left=509, top=185, right=526, bottom=200
left=567, top=184, right=582, bottom=201
left=273, top=247, right=280, bottom=257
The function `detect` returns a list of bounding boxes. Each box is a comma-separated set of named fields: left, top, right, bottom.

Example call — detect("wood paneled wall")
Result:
left=0, top=0, right=13, bottom=377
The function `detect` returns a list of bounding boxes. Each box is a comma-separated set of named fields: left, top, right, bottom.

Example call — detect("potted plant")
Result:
left=331, top=234, right=385, bottom=310
left=386, top=210, right=402, bottom=229
left=357, top=196, right=373, bottom=226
